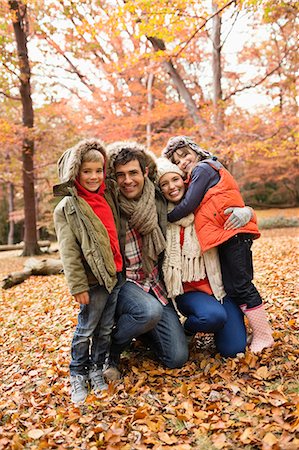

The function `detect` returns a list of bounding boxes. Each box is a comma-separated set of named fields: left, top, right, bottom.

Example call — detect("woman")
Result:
left=156, top=157, right=247, bottom=357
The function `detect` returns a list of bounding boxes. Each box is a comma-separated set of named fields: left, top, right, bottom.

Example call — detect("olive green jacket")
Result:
left=53, top=181, right=120, bottom=295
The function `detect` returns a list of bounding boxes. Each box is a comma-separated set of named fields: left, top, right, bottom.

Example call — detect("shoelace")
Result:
left=72, top=375, right=86, bottom=392
left=90, top=370, right=106, bottom=387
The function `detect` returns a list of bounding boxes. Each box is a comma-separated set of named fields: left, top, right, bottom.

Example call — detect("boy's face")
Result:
left=172, top=147, right=198, bottom=174
left=159, top=172, right=185, bottom=204
left=78, top=160, right=104, bottom=192
left=115, top=159, right=148, bottom=200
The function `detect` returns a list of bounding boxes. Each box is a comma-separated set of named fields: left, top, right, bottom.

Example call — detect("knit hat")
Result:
left=156, top=157, right=184, bottom=185
left=57, top=138, right=107, bottom=183
left=162, top=136, right=212, bottom=161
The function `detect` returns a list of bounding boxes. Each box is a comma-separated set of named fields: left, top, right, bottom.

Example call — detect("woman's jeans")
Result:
left=175, top=291, right=247, bottom=357
left=70, top=282, right=121, bottom=375
left=111, top=281, right=188, bottom=368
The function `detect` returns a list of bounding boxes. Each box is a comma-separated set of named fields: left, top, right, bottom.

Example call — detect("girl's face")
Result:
left=172, top=147, right=198, bottom=174
left=159, top=172, right=185, bottom=203
left=78, top=160, right=104, bottom=192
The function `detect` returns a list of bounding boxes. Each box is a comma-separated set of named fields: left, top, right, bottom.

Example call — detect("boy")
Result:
left=53, top=139, right=123, bottom=403
left=162, top=136, right=274, bottom=353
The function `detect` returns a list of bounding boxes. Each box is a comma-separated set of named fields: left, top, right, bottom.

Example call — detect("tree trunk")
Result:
left=212, top=1, right=224, bottom=133
left=146, top=72, right=154, bottom=150
left=7, top=182, right=15, bottom=245
left=0, top=240, right=51, bottom=252
left=146, top=36, right=208, bottom=135
left=9, top=1, right=40, bottom=256
left=1, top=258, right=63, bottom=289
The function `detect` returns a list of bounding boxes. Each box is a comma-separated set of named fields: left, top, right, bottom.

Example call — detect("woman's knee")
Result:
left=185, top=307, right=227, bottom=334
left=217, top=340, right=246, bottom=358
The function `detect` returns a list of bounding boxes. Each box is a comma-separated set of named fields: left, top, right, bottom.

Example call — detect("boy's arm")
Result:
left=167, top=164, right=219, bottom=223
left=54, top=206, right=90, bottom=296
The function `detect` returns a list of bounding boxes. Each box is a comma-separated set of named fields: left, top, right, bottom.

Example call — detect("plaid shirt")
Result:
left=125, top=224, right=168, bottom=305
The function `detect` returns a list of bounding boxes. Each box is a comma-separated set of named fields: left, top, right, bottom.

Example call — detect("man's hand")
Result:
left=224, top=206, right=253, bottom=230
left=74, top=291, right=89, bottom=305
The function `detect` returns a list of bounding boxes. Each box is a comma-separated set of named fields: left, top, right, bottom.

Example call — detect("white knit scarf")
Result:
left=162, top=204, right=206, bottom=298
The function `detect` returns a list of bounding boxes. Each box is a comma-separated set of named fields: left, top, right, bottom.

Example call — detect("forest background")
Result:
left=0, top=0, right=298, bottom=254
left=0, top=2, right=298, bottom=449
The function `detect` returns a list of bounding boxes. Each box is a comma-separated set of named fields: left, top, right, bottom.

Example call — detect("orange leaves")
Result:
left=0, top=229, right=298, bottom=449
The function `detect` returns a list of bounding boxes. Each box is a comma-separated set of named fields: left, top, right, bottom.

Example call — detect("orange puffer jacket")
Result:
left=194, top=160, right=260, bottom=252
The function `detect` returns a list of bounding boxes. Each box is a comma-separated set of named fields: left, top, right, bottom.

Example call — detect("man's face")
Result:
left=115, top=159, right=147, bottom=200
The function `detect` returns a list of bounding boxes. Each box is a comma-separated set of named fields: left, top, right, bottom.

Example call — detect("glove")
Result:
left=224, top=206, right=253, bottom=230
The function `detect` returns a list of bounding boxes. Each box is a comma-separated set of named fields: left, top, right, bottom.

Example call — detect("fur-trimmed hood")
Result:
left=57, top=138, right=107, bottom=183
left=106, top=140, right=158, bottom=182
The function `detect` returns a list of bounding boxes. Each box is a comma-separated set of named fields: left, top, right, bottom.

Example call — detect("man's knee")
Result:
left=163, top=346, right=189, bottom=369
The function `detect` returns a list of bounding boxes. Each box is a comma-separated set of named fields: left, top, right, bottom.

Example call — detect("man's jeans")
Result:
left=111, top=281, right=188, bottom=368
left=176, top=292, right=247, bottom=357
left=70, top=282, right=120, bottom=376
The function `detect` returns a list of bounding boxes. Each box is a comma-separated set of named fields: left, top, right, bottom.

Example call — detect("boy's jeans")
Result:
left=70, top=281, right=121, bottom=376
left=111, top=281, right=188, bottom=369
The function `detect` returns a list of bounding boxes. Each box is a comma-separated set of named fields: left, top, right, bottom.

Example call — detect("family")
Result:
left=53, top=136, right=274, bottom=404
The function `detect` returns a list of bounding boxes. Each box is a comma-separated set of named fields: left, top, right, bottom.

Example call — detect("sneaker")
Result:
left=70, top=374, right=88, bottom=404
left=103, top=364, right=121, bottom=381
left=89, top=366, right=108, bottom=393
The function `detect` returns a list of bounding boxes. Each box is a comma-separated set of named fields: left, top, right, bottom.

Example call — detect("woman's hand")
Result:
left=224, top=206, right=253, bottom=230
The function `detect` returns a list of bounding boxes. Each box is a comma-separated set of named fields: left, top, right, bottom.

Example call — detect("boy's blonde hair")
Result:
left=82, top=149, right=105, bottom=164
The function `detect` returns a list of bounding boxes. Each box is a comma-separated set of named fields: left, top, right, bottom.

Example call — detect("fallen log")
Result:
left=2, top=258, right=63, bottom=289
left=0, top=240, right=51, bottom=252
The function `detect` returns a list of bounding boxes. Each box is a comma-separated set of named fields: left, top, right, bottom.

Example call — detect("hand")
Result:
left=224, top=206, right=253, bottom=230
left=74, top=291, right=89, bottom=305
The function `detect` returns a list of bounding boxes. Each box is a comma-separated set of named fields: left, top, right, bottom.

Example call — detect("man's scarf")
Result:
left=118, top=177, right=166, bottom=275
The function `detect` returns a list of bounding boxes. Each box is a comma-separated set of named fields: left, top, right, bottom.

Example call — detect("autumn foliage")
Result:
left=0, top=228, right=298, bottom=449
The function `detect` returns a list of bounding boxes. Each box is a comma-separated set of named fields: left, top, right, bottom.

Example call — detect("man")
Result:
left=103, top=141, right=189, bottom=379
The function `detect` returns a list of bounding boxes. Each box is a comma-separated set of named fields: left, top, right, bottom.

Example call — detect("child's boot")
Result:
left=244, top=305, right=274, bottom=353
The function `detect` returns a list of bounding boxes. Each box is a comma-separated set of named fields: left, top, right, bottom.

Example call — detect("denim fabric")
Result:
left=175, top=291, right=247, bottom=357
left=214, top=296, right=247, bottom=357
left=112, top=281, right=188, bottom=368
left=219, top=234, right=263, bottom=309
left=70, top=281, right=121, bottom=375
left=176, top=291, right=227, bottom=334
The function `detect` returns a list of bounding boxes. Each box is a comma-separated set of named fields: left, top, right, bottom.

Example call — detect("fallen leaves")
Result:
left=0, top=229, right=298, bottom=449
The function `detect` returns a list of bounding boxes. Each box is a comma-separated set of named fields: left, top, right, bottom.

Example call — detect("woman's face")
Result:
left=159, top=172, right=185, bottom=203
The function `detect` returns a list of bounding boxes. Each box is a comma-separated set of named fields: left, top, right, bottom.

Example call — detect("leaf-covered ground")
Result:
left=0, top=229, right=298, bottom=450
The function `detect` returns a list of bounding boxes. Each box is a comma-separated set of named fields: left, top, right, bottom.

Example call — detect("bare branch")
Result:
left=37, top=31, right=94, bottom=93
left=0, top=91, right=21, bottom=101
left=175, top=0, right=237, bottom=58
left=223, top=63, right=283, bottom=101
